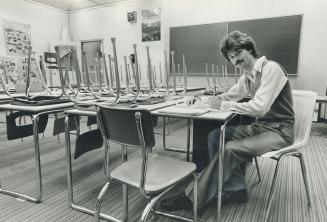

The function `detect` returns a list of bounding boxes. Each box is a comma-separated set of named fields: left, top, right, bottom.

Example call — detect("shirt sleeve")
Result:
left=227, top=62, right=288, bottom=117
left=219, top=75, right=248, bottom=101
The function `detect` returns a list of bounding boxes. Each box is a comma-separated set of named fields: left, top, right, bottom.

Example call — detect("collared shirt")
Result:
left=217, top=56, right=288, bottom=117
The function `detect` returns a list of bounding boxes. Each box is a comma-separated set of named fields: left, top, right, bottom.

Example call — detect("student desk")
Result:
left=0, top=102, right=75, bottom=203
left=64, top=101, right=235, bottom=221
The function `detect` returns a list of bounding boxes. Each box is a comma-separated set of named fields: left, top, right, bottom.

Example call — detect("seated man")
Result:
left=160, top=30, right=295, bottom=211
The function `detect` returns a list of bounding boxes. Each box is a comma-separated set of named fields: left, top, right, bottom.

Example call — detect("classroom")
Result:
left=0, top=0, right=327, bottom=221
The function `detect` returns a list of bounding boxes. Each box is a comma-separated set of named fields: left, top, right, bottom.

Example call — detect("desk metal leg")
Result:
left=32, top=114, right=42, bottom=202
left=154, top=117, right=170, bottom=136
left=217, top=123, right=226, bottom=221
left=186, top=119, right=191, bottom=162
left=65, top=115, right=74, bottom=204
left=163, top=118, right=192, bottom=161
left=216, top=114, right=236, bottom=221
left=0, top=114, right=42, bottom=203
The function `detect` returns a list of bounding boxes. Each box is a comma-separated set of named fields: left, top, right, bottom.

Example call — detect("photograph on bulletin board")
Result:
left=2, top=20, right=31, bottom=56
left=141, top=8, right=161, bottom=42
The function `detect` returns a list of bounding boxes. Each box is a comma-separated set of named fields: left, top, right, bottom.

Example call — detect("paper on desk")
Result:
left=158, top=106, right=210, bottom=116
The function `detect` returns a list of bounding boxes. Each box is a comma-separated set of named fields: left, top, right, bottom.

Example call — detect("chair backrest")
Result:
left=292, top=90, right=317, bottom=147
left=98, top=105, right=155, bottom=149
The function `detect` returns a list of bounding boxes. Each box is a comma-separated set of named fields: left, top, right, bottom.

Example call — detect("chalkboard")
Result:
left=170, top=22, right=227, bottom=74
left=170, top=15, right=302, bottom=75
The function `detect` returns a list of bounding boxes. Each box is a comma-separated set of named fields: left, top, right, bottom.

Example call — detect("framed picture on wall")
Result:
left=127, top=11, right=137, bottom=23
left=141, top=8, right=161, bottom=42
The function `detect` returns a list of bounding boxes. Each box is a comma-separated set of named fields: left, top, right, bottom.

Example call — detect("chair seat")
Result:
left=111, top=152, right=196, bottom=193
left=260, top=139, right=305, bottom=158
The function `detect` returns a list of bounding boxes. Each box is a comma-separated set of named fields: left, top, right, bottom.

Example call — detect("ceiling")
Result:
left=29, top=0, right=129, bottom=12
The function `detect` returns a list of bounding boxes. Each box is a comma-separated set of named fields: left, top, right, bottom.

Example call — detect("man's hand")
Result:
left=208, top=96, right=223, bottom=109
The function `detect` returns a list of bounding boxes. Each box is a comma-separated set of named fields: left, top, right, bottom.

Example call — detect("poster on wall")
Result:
left=141, top=8, right=161, bottom=42
left=16, top=57, right=41, bottom=86
left=0, top=57, right=18, bottom=86
left=2, top=19, right=31, bottom=56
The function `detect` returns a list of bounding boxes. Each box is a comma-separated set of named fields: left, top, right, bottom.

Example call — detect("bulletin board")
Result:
left=2, top=19, right=31, bottom=56
left=1, top=19, right=43, bottom=92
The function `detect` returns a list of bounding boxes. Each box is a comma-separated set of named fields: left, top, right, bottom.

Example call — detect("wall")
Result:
left=0, top=0, right=69, bottom=55
left=69, top=0, right=327, bottom=94
left=69, top=0, right=164, bottom=85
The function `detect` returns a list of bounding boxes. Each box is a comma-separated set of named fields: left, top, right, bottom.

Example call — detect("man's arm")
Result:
left=220, top=62, right=288, bottom=116
left=208, top=75, right=248, bottom=109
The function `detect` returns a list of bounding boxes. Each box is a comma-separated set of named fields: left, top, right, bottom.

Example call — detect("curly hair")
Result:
left=220, top=30, right=259, bottom=61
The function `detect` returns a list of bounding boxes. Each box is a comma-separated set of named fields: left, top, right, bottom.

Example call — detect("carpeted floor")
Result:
left=0, top=117, right=326, bottom=222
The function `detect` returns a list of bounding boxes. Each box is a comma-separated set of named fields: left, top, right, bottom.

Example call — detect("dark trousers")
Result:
left=186, top=122, right=292, bottom=209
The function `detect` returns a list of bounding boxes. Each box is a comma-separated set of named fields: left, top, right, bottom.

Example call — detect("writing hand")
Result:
left=208, top=96, right=222, bottom=109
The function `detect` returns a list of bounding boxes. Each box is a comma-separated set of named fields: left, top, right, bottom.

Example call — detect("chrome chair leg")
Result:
left=298, top=152, right=312, bottom=207
left=153, top=176, right=197, bottom=222
left=254, top=157, right=261, bottom=183
left=264, top=157, right=284, bottom=222
left=140, top=196, right=161, bottom=222
left=19, top=115, right=24, bottom=142
left=95, top=181, right=111, bottom=222
left=193, top=173, right=198, bottom=222
left=66, top=114, right=120, bottom=222
left=53, top=113, right=60, bottom=142
left=104, top=141, right=110, bottom=178
left=123, top=184, right=128, bottom=222
left=141, top=186, right=174, bottom=222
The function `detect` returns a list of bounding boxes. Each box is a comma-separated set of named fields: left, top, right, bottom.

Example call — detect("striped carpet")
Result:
left=0, top=118, right=326, bottom=222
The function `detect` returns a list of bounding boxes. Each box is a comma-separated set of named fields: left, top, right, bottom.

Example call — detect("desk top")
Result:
left=65, top=94, right=233, bottom=121
left=66, top=106, right=233, bottom=121
left=137, top=98, right=183, bottom=111
left=0, top=102, right=75, bottom=113
left=0, top=93, right=25, bottom=101
left=65, top=98, right=184, bottom=117
left=152, top=106, right=233, bottom=121
left=158, top=86, right=206, bottom=93
left=65, top=109, right=97, bottom=117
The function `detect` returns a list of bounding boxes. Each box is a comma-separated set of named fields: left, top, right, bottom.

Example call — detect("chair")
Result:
left=95, top=105, right=198, bottom=222
left=256, top=90, right=317, bottom=222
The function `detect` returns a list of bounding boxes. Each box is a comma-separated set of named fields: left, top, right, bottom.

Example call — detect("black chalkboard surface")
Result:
left=170, top=15, right=302, bottom=75
left=170, top=22, right=227, bottom=74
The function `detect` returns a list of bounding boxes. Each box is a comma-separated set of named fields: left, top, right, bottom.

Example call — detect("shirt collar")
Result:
left=245, top=56, right=267, bottom=82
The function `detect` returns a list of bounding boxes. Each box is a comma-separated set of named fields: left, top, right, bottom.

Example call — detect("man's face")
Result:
left=227, top=49, right=254, bottom=70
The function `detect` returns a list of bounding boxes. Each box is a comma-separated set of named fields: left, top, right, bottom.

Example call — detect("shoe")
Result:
left=160, top=193, right=193, bottom=211
left=222, top=189, right=248, bottom=204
